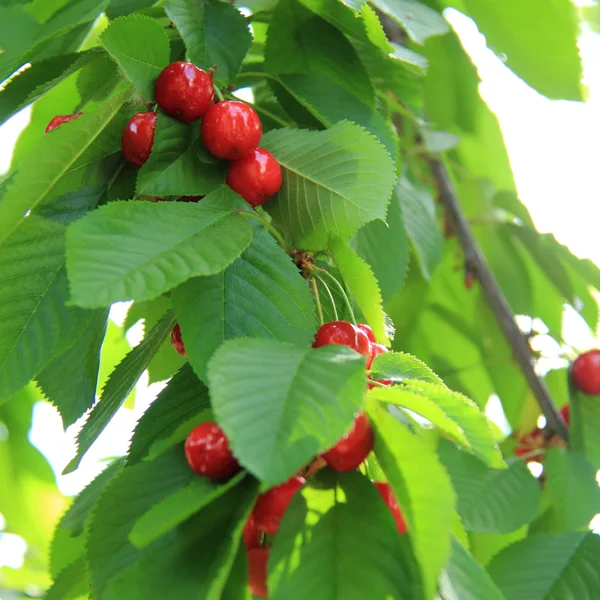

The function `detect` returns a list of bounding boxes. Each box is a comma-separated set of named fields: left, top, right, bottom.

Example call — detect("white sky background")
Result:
left=0, top=6, right=599, bottom=566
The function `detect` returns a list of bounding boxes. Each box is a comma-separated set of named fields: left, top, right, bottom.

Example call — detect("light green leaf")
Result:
left=488, top=532, right=600, bottom=599
left=368, top=401, right=455, bottom=600
left=263, top=122, right=395, bottom=250
left=64, top=312, right=175, bottom=473
left=208, top=338, right=367, bottom=486
left=46, top=557, right=88, bottom=600
left=269, top=472, right=422, bottom=599
left=164, top=0, right=252, bottom=85
left=397, top=177, right=442, bottom=280
left=0, top=85, right=132, bottom=246
left=570, top=387, right=600, bottom=471
left=440, top=537, right=505, bottom=600
left=66, top=191, right=253, bottom=307
left=329, top=236, right=389, bottom=345
left=463, top=0, right=583, bottom=100
left=370, top=0, right=449, bottom=44
left=172, top=227, right=315, bottom=381
left=438, top=440, right=541, bottom=534
left=101, top=14, right=170, bottom=100
left=136, top=113, right=227, bottom=197
left=370, top=351, right=442, bottom=385
left=129, top=472, right=245, bottom=548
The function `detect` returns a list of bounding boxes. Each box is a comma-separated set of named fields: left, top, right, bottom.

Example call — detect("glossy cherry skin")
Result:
left=155, top=61, right=214, bottom=122
left=184, top=422, right=241, bottom=480
left=243, top=515, right=262, bottom=550
left=322, top=413, right=374, bottom=472
left=45, top=112, right=82, bottom=133
left=375, top=482, right=407, bottom=535
left=201, top=101, right=262, bottom=160
left=226, top=148, right=282, bottom=207
left=170, top=323, right=187, bottom=357
left=356, top=323, right=376, bottom=344
left=253, top=475, right=305, bottom=536
left=560, top=403, right=570, bottom=426
left=571, top=350, right=600, bottom=395
left=121, top=112, right=157, bottom=167
left=312, top=321, right=371, bottom=357
left=247, top=548, right=268, bottom=598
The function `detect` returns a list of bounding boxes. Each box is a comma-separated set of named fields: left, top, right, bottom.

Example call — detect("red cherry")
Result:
left=247, top=548, right=268, bottom=598
left=243, top=515, right=262, bottom=550
left=201, top=101, right=262, bottom=160
left=356, top=324, right=376, bottom=344
left=252, top=475, right=305, bottom=536
left=121, top=111, right=157, bottom=167
left=184, top=422, right=241, bottom=480
left=322, top=413, right=374, bottom=472
left=560, top=403, right=570, bottom=426
left=571, top=350, right=600, bottom=395
left=514, top=427, right=544, bottom=463
left=374, top=482, right=407, bottom=535
left=170, top=323, right=187, bottom=357
left=45, top=112, right=82, bottom=133
left=155, top=61, right=214, bottom=122
left=367, top=343, right=392, bottom=387
left=312, top=321, right=371, bottom=357
left=226, top=148, right=282, bottom=208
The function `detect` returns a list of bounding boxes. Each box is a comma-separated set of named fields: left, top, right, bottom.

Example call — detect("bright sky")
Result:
left=0, top=7, right=599, bottom=566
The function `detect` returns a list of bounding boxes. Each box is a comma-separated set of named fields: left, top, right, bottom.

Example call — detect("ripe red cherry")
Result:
left=322, top=413, right=374, bottom=472
left=121, top=111, right=157, bottom=167
left=243, top=515, right=262, bottom=550
left=571, top=350, right=600, bottom=395
left=374, top=482, right=407, bottom=535
left=356, top=324, right=376, bottom=344
left=201, top=101, right=262, bottom=160
left=226, top=148, right=282, bottom=207
left=312, top=321, right=371, bottom=357
left=170, top=323, right=187, bottom=357
left=45, top=112, right=82, bottom=133
left=514, top=427, right=544, bottom=463
left=247, top=548, right=268, bottom=598
left=184, top=422, right=241, bottom=480
left=252, top=475, right=305, bottom=536
left=560, top=403, right=570, bottom=426
left=155, top=61, right=214, bottom=122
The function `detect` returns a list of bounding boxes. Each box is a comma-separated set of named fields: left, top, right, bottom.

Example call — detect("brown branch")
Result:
left=430, top=159, right=569, bottom=442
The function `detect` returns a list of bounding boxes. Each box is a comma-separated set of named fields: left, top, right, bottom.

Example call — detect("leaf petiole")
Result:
left=316, top=268, right=356, bottom=325
left=312, top=277, right=325, bottom=327
left=239, top=210, right=289, bottom=252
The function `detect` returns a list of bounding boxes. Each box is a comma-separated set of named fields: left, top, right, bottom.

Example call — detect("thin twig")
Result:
left=430, top=159, right=569, bottom=442
left=312, top=277, right=325, bottom=326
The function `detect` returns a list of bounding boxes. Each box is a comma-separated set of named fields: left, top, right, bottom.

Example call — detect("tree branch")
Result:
left=430, top=159, right=569, bottom=442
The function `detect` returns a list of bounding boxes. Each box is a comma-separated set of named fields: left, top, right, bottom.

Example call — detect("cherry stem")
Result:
left=239, top=210, right=289, bottom=252
left=312, top=277, right=325, bottom=326
left=214, top=85, right=225, bottom=102
left=316, top=268, right=356, bottom=325
left=368, top=379, right=388, bottom=388
left=314, top=273, right=338, bottom=321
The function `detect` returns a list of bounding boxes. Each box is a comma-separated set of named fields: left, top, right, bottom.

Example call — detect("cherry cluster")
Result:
left=181, top=320, right=404, bottom=598
left=514, top=404, right=570, bottom=462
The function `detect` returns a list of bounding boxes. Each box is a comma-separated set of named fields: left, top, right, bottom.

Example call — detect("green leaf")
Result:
left=488, top=532, right=600, bottom=599
left=263, top=122, right=395, bottom=250
left=127, top=363, right=210, bottom=463
left=106, top=0, right=158, bottom=18
left=397, top=177, right=442, bottom=280
left=463, top=0, right=583, bottom=100
left=136, top=113, right=227, bottom=197
left=0, top=85, right=132, bottom=246
left=370, top=351, right=443, bottom=385
left=440, top=537, right=505, bottom=600
left=269, top=472, right=422, bottom=599
left=36, top=309, right=108, bottom=427
left=46, top=557, right=88, bottom=600
left=369, top=0, right=448, bottom=44
left=101, top=14, right=170, bottom=100
left=353, top=192, right=410, bottom=302
left=570, top=387, right=600, bottom=471
left=368, top=401, right=455, bottom=600
left=265, top=0, right=374, bottom=108
left=208, top=338, right=366, bottom=486
left=0, top=216, right=90, bottom=400
left=64, top=312, right=175, bottom=473
left=129, top=472, right=245, bottom=548
left=66, top=192, right=253, bottom=307
left=172, top=227, right=315, bottom=381
left=438, top=440, right=541, bottom=534
left=164, top=0, right=252, bottom=85
left=0, top=48, right=101, bottom=127
left=329, top=236, right=389, bottom=345
left=544, top=448, right=600, bottom=531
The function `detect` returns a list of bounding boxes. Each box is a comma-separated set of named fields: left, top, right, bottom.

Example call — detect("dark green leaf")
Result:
left=208, top=338, right=366, bottom=485
left=64, top=312, right=175, bottom=473
left=46, top=557, right=88, bottom=600
left=106, top=0, right=158, bottom=18
left=172, top=227, right=315, bottom=381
